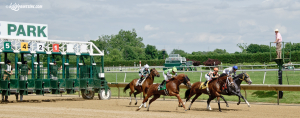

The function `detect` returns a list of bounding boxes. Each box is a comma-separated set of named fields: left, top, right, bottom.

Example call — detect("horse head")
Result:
left=241, top=72, right=252, bottom=85
left=176, top=74, right=191, bottom=88
left=150, top=68, right=160, bottom=77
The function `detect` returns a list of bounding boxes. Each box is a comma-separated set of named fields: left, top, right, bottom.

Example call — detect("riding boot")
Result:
left=138, top=77, right=143, bottom=86
left=204, top=80, right=208, bottom=86
left=160, top=80, right=166, bottom=86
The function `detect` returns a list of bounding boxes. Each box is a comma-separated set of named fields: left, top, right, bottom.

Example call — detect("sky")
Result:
left=1, top=0, right=300, bottom=54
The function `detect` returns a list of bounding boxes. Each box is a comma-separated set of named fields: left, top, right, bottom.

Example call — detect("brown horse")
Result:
left=136, top=74, right=192, bottom=111
left=123, top=68, right=160, bottom=106
left=184, top=73, right=234, bottom=112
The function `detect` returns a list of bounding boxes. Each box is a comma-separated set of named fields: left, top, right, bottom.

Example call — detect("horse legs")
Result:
left=238, top=93, right=251, bottom=107
left=207, top=96, right=215, bottom=111
left=129, top=91, right=133, bottom=105
left=175, top=94, right=187, bottom=111
left=147, top=94, right=160, bottom=111
left=137, top=93, right=153, bottom=111
left=220, top=95, right=229, bottom=107
left=217, top=97, right=222, bottom=112
left=188, top=93, right=201, bottom=110
left=133, top=91, right=141, bottom=105
left=142, top=92, right=147, bottom=107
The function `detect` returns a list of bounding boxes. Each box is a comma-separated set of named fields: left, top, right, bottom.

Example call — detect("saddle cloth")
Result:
left=157, top=84, right=169, bottom=96
left=158, top=83, right=166, bottom=91
left=199, top=81, right=210, bottom=90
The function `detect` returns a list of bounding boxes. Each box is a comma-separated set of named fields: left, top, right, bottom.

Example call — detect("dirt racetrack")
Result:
left=0, top=95, right=299, bottom=118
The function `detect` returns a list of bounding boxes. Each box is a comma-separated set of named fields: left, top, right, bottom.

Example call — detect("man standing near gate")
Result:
left=19, top=61, right=31, bottom=81
left=274, top=29, right=282, bottom=59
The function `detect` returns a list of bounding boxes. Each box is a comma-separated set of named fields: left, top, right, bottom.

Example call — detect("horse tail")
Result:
left=123, top=83, right=130, bottom=93
left=185, top=89, right=191, bottom=99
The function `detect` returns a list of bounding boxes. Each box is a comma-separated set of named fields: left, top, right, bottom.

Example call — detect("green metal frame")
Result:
left=0, top=43, right=109, bottom=99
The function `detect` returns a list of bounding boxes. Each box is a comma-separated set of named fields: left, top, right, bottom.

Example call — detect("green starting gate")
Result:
left=0, top=38, right=111, bottom=101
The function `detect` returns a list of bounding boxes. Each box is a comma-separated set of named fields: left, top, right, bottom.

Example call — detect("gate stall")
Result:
left=0, top=21, right=110, bottom=101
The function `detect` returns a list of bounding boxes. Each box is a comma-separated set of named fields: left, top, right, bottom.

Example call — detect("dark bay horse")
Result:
left=184, top=73, right=234, bottom=112
left=123, top=68, right=160, bottom=106
left=136, top=74, right=191, bottom=111
left=220, top=72, right=252, bottom=107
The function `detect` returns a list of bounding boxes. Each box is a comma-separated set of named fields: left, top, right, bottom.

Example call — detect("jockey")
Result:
left=160, top=66, right=177, bottom=86
left=223, top=65, right=238, bottom=77
left=204, top=67, right=220, bottom=86
left=137, top=64, right=150, bottom=86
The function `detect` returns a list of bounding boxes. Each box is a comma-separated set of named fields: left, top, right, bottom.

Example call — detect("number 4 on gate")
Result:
left=21, top=42, right=28, bottom=51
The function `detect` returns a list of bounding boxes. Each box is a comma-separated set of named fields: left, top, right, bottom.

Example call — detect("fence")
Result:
left=107, top=83, right=300, bottom=105
left=105, top=68, right=300, bottom=85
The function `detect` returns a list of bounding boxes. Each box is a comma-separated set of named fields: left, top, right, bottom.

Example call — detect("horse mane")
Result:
left=219, top=73, right=227, bottom=77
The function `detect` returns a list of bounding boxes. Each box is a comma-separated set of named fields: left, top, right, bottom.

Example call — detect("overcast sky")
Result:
left=1, top=0, right=300, bottom=54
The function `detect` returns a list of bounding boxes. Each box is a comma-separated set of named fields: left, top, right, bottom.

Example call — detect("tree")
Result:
left=123, top=45, right=138, bottom=60
left=108, top=48, right=122, bottom=61
left=246, top=44, right=260, bottom=53
left=237, top=43, right=248, bottom=53
left=90, top=35, right=110, bottom=55
left=247, top=44, right=271, bottom=53
left=109, top=29, right=145, bottom=52
left=170, top=49, right=188, bottom=57
left=213, top=48, right=228, bottom=54
left=158, top=50, right=169, bottom=59
left=145, top=45, right=158, bottom=60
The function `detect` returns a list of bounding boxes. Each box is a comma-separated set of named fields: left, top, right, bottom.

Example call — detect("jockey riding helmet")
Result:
left=144, top=64, right=149, bottom=69
left=172, top=66, right=177, bottom=73
left=213, top=67, right=219, bottom=72
left=233, top=65, right=238, bottom=70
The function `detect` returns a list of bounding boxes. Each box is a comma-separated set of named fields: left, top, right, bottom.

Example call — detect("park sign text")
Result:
left=0, top=21, right=48, bottom=40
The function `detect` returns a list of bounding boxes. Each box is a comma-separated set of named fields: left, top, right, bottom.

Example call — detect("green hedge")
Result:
left=104, top=59, right=165, bottom=67
left=186, top=51, right=299, bottom=64
left=21, top=51, right=300, bottom=67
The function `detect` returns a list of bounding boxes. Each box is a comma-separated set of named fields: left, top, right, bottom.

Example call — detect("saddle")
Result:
left=199, top=81, right=210, bottom=90
left=158, top=81, right=166, bottom=91
left=158, top=83, right=169, bottom=96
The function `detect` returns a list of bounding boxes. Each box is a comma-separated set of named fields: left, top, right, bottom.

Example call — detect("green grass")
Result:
left=107, top=70, right=300, bottom=104
left=105, top=70, right=300, bottom=85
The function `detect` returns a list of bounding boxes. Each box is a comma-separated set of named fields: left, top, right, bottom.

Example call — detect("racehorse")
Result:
left=136, top=74, right=191, bottom=111
left=220, top=72, right=252, bottom=107
left=184, top=73, right=234, bottom=112
left=123, top=68, right=160, bottom=106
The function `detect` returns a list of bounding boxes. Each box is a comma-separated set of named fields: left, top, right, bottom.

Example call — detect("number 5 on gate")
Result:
left=21, top=42, right=28, bottom=51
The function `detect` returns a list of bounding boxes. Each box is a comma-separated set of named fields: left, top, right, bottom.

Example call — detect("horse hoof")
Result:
left=185, top=109, right=187, bottom=111
left=135, top=102, right=137, bottom=105
left=129, top=102, right=131, bottom=105
left=178, top=105, right=183, bottom=107
left=248, top=105, right=251, bottom=107
left=237, top=103, right=240, bottom=105
left=226, top=105, right=229, bottom=107
left=219, top=110, right=222, bottom=112
left=136, top=108, right=140, bottom=111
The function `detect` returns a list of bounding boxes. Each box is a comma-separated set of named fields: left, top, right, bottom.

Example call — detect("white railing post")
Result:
left=124, top=72, right=126, bottom=83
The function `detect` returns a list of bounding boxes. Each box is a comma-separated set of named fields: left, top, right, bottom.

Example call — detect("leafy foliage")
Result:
left=203, top=58, right=221, bottom=66
left=145, top=44, right=158, bottom=60
left=171, top=49, right=187, bottom=57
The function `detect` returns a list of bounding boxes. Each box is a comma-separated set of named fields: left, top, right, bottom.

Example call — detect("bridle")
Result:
left=238, top=73, right=250, bottom=82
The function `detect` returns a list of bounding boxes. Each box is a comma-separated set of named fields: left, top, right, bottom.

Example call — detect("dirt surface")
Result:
left=0, top=95, right=299, bottom=118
